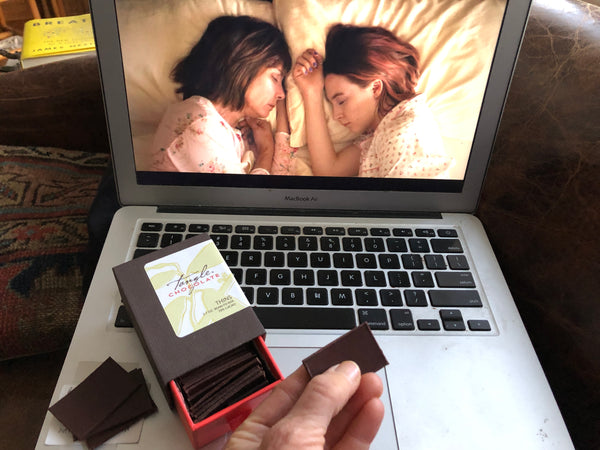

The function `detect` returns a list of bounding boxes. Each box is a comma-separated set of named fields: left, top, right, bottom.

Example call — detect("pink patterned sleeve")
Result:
left=271, top=132, right=298, bottom=176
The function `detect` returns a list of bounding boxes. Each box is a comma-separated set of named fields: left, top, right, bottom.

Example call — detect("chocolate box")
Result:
left=113, top=234, right=282, bottom=448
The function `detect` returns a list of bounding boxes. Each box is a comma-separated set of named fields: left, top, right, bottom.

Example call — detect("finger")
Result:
left=332, top=397, right=385, bottom=450
left=236, top=364, right=311, bottom=428
left=283, top=361, right=362, bottom=429
left=325, top=372, right=383, bottom=445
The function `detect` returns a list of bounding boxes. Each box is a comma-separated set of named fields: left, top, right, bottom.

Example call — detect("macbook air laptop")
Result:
left=36, top=0, right=574, bottom=448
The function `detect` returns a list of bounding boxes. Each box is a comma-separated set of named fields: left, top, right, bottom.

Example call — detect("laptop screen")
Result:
left=91, top=0, right=531, bottom=214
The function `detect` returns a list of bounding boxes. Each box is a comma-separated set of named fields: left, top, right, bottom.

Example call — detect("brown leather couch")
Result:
left=0, top=0, right=598, bottom=448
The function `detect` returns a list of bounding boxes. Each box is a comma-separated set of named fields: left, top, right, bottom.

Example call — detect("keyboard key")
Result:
left=133, top=248, right=155, bottom=259
left=258, top=225, right=278, bottom=234
left=288, top=252, right=308, bottom=267
left=303, top=226, right=323, bottom=235
left=188, top=224, right=209, bottom=233
left=409, top=238, right=430, bottom=253
left=231, top=235, right=251, bottom=249
left=235, top=225, right=255, bottom=234
left=365, top=270, right=386, bottom=287
left=256, top=287, right=278, bottom=304
left=221, top=251, right=239, bottom=266
left=331, top=288, right=353, bottom=305
left=298, top=236, right=318, bottom=250
left=276, top=236, right=296, bottom=250
left=240, top=251, right=261, bottom=267
left=253, top=307, right=356, bottom=329
left=348, top=227, right=368, bottom=236
left=425, top=254, right=446, bottom=270
left=326, top=227, right=345, bottom=235
left=210, top=234, right=228, bottom=249
left=333, top=253, right=354, bottom=268
left=320, top=236, right=341, bottom=251
left=439, top=309, right=463, bottom=321
left=435, top=272, right=475, bottom=288
left=429, top=290, right=483, bottom=307
left=417, top=319, right=440, bottom=331
left=390, top=309, right=415, bottom=330
left=412, top=271, right=435, bottom=287
left=402, top=254, right=423, bottom=269
left=447, top=255, right=470, bottom=270
left=404, top=290, right=428, bottom=306
left=415, top=228, right=436, bottom=237
left=242, top=287, right=254, bottom=303
left=307, top=288, right=328, bottom=305
left=392, top=228, right=413, bottom=236
left=114, top=305, right=133, bottom=328
left=245, top=269, right=267, bottom=285
left=137, top=233, right=159, bottom=248
left=358, top=308, right=389, bottom=330
left=468, top=320, right=492, bottom=331
left=431, top=239, right=463, bottom=253
left=342, top=237, right=363, bottom=252
left=264, top=251, right=285, bottom=267
left=141, top=223, right=162, bottom=232
left=282, top=288, right=303, bottom=305
left=443, top=320, right=466, bottom=331
left=281, top=226, right=301, bottom=234
left=212, top=224, right=232, bottom=233
left=253, top=235, right=273, bottom=250
left=388, top=271, right=411, bottom=288
left=232, top=268, right=243, bottom=284
left=341, top=270, right=362, bottom=286
left=317, top=270, right=339, bottom=286
left=356, top=289, right=378, bottom=306
left=160, top=233, right=183, bottom=247
left=370, top=228, right=390, bottom=236
left=294, top=270, right=315, bottom=285
left=356, top=253, right=377, bottom=268
left=437, top=229, right=458, bottom=237
left=365, top=238, right=385, bottom=252
left=310, top=253, right=331, bottom=268
left=380, top=289, right=403, bottom=306
left=270, top=269, right=291, bottom=285
left=378, top=254, right=400, bottom=269
left=165, top=223, right=186, bottom=232
left=386, top=238, right=408, bottom=253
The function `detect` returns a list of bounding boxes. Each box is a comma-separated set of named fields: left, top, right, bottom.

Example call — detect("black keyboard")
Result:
left=114, top=220, right=494, bottom=335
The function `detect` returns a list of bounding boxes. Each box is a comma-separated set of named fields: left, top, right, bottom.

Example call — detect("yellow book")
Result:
left=21, top=13, right=96, bottom=67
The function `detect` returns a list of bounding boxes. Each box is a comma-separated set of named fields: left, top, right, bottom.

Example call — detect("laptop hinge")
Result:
left=157, top=206, right=442, bottom=219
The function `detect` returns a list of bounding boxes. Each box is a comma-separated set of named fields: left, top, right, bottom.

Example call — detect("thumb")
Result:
left=284, top=361, right=362, bottom=428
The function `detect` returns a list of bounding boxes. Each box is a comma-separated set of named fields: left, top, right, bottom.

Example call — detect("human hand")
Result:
left=244, top=117, right=275, bottom=172
left=293, top=49, right=325, bottom=99
left=225, top=361, right=385, bottom=450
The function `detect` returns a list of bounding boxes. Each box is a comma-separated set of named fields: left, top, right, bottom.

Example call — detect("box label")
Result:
left=144, top=240, right=249, bottom=337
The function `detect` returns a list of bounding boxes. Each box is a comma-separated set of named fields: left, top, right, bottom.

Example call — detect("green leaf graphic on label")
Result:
left=164, top=295, right=187, bottom=335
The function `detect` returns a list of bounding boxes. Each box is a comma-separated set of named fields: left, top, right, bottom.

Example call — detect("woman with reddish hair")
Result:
left=294, top=24, right=451, bottom=178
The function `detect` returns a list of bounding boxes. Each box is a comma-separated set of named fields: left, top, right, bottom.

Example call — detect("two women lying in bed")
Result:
left=150, top=16, right=451, bottom=178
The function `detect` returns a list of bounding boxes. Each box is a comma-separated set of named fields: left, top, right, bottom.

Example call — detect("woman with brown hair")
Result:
left=294, top=23, right=451, bottom=178
left=150, top=15, right=292, bottom=175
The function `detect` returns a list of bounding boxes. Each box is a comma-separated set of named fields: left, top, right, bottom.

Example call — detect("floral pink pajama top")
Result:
left=150, top=96, right=268, bottom=174
left=356, top=95, right=452, bottom=178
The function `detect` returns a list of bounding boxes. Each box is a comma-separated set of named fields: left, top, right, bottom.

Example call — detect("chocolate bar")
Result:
left=303, top=323, right=389, bottom=377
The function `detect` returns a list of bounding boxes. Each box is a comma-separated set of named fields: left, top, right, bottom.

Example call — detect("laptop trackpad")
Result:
left=270, top=347, right=398, bottom=449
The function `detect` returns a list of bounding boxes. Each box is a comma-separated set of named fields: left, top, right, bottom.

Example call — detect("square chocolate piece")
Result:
left=302, top=323, right=389, bottom=377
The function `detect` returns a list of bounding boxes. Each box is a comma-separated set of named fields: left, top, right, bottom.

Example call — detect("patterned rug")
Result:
left=0, top=145, right=109, bottom=360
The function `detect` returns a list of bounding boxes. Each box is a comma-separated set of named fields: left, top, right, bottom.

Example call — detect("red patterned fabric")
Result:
left=0, top=146, right=109, bottom=359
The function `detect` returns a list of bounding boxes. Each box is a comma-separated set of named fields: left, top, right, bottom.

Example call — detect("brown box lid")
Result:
left=113, top=234, right=265, bottom=407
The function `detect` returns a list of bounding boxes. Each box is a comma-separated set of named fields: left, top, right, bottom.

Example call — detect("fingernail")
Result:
left=335, top=361, right=360, bottom=382
left=313, top=62, right=318, bottom=68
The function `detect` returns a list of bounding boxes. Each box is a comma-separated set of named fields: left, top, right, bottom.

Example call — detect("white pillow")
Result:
left=274, top=0, right=506, bottom=178
left=116, top=0, right=276, bottom=170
